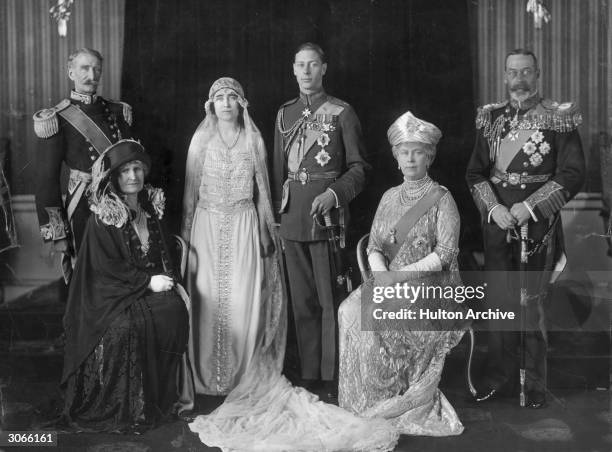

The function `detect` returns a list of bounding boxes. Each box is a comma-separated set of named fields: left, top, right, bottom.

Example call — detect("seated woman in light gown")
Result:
left=338, top=111, right=469, bottom=436
left=61, top=140, right=189, bottom=432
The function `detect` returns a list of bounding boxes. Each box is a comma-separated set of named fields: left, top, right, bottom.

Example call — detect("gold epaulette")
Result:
left=535, top=99, right=582, bottom=131
left=108, top=100, right=133, bottom=126
left=475, top=100, right=508, bottom=130
left=32, top=99, right=70, bottom=138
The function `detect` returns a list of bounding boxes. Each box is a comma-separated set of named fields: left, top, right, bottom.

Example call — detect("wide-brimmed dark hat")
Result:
left=103, top=139, right=151, bottom=174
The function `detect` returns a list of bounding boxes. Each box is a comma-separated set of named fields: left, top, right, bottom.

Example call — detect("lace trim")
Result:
left=471, top=181, right=499, bottom=217
left=434, top=243, right=459, bottom=269
left=525, top=180, right=566, bottom=219
left=40, top=207, right=68, bottom=241
left=198, top=198, right=253, bottom=213
left=212, top=209, right=234, bottom=394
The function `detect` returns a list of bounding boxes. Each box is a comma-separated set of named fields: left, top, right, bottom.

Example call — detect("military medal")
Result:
left=301, top=107, right=312, bottom=118
left=315, top=132, right=331, bottom=166
left=315, top=149, right=331, bottom=166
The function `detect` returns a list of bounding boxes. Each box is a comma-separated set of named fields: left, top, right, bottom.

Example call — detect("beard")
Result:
left=508, top=82, right=536, bottom=104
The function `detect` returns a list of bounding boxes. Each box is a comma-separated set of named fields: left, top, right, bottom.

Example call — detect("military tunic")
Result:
left=272, top=90, right=369, bottom=381
left=466, top=98, right=585, bottom=393
left=33, top=91, right=133, bottom=255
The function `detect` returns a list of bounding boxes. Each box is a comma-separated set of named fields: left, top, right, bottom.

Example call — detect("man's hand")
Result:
left=309, top=190, right=336, bottom=217
left=510, top=202, right=531, bottom=226
left=53, top=239, right=69, bottom=253
left=491, top=205, right=517, bottom=230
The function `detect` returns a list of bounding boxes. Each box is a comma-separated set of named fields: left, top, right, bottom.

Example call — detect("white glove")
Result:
left=149, top=274, right=174, bottom=292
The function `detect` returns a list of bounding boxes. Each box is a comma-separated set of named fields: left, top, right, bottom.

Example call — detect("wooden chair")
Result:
left=171, top=234, right=188, bottom=280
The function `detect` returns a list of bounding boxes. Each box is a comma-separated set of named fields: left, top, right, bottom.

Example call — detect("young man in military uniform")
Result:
left=466, top=49, right=585, bottom=408
left=32, top=48, right=134, bottom=281
left=272, top=42, right=369, bottom=398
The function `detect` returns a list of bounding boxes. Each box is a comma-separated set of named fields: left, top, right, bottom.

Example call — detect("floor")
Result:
left=0, top=279, right=610, bottom=452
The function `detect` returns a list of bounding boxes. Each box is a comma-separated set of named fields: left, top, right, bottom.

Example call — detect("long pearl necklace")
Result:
left=217, top=125, right=241, bottom=150
left=398, top=175, right=433, bottom=205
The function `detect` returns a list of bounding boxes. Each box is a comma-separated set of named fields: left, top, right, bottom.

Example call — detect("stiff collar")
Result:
left=299, top=90, right=326, bottom=106
left=70, top=90, right=98, bottom=105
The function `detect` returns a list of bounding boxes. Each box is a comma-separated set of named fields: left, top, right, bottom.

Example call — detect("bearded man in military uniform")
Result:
left=272, top=42, right=370, bottom=398
left=33, top=48, right=135, bottom=281
left=466, top=49, right=585, bottom=408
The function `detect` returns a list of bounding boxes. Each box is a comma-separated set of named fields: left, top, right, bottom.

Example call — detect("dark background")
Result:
left=121, top=0, right=481, bottom=250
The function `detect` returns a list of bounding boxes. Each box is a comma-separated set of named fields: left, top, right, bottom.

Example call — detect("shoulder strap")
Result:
left=58, top=104, right=113, bottom=155
left=384, top=186, right=447, bottom=263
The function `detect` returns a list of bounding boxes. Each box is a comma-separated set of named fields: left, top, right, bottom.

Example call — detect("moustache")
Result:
left=509, top=83, right=530, bottom=92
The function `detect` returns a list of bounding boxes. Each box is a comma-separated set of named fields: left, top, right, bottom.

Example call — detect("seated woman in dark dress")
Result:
left=61, top=139, right=189, bottom=432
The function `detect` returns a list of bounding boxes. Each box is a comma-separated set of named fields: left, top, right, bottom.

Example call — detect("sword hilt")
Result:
left=519, top=369, right=526, bottom=407
left=520, top=224, right=529, bottom=264
left=323, top=212, right=332, bottom=228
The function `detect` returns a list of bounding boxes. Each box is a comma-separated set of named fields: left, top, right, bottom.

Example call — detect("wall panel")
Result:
left=0, top=0, right=125, bottom=194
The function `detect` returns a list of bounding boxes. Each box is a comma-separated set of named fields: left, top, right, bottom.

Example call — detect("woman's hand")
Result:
left=260, top=228, right=275, bottom=257
left=149, top=274, right=174, bottom=292
left=368, top=251, right=388, bottom=272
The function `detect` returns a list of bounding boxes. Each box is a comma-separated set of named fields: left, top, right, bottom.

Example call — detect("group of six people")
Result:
left=32, top=42, right=584, bottom=449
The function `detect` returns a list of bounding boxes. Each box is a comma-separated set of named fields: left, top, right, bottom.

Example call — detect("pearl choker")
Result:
left=399, top=175, right=433, bottom=204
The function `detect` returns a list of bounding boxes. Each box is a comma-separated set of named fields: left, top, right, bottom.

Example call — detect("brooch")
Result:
left=315, top=149, right=331, bottom=167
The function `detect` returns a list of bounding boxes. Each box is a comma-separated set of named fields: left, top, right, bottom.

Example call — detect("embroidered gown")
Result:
left=338, top=178, right=468, bottom=436
left=183, top=130, right=282, bottom=395
left=62, top=201, right=189, bottom=432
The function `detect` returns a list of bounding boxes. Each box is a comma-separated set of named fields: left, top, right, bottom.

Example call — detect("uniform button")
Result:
left=110, top=124, right=116, bottom=130
left=520, top=184, right=526, bottom=189
left=502, top=182, right=508, bottom=188
left=522, top=172, right=527, bottom=176
left=90, top=155, right=96, bottom=160
left=523, top=162, right=528, bottom=167
left=107, top=116, right=113, bottom=121
left=112, top=133, right=117, bottom=138
left=88, top=146, right=94, bottom=152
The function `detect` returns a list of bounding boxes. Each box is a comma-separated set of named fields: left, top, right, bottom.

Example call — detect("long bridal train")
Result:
left=188, top=353, right=400, bottom=452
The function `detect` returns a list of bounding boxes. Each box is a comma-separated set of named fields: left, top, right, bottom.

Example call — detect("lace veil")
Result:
left=181, top=77, right=286, bottom=377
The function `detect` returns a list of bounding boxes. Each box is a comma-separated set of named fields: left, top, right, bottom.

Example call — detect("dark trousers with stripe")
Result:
left=482, top=221, right=549, bottom=393
left=283, top=239, right=337, bottom=381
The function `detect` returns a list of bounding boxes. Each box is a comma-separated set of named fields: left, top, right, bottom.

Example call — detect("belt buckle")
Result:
left=507, top=172, right=520, bottom=185
left=297, top=169, right=309, bottom=185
